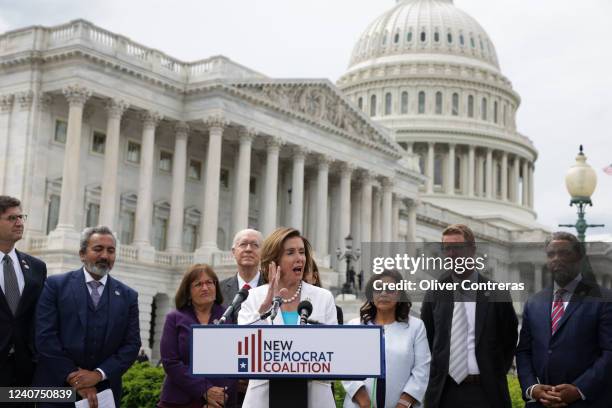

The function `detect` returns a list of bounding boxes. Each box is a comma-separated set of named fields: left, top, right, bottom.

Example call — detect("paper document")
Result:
left=74, top=388, right=116, bottom=408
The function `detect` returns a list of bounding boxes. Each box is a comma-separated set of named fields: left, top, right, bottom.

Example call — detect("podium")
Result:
left=191, top=325, right=384, bottom=406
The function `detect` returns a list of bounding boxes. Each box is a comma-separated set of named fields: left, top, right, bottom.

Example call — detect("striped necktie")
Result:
left=551, top=289, right=567, bottom=335
left=448, top=301, right=469, bottom=384
left=88, top=280, right=103, bottom=308
left=2, top=255, right=20, bottom=315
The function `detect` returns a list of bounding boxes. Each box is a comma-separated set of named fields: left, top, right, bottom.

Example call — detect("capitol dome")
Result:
left=338, top=0, right=540, bottom=229
left=349, top=0, right=499, bottom=71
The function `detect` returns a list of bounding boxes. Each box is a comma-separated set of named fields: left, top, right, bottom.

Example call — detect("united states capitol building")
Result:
left=3, top=0, right=601, bottom=357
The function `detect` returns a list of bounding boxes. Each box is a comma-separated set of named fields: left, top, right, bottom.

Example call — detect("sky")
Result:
left=0, top=0, right=610, bottom=236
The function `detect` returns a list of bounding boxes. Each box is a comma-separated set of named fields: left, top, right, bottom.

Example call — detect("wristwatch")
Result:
left=397, top=399, right=412, bottom=408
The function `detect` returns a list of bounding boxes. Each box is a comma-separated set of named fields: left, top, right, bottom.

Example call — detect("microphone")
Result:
left=216, top=286, right=250, bottom=324
left=298, top=300, right=313, bottom=325
left=270, top=296, right=282, bottom=321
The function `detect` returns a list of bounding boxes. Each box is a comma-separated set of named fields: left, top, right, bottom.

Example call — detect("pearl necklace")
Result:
left=282, top=281, right=302, bottom=303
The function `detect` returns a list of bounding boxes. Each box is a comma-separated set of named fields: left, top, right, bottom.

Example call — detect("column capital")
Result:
left=338, top=162, right=355, bottom=176
left=62, top=84, right=91, bottom=107
left=358, top=169, right=376, bottom=184
left=266, top=136, right=284, bottom=150
left=238, top=127, right=257, bottom=144
left=292, top=145, right=309, bottom=159
left=174, top=121, right=190, bottom=136
left=140, top=110, right=162, bottom=128
left=17, top=90, right=34, bottom=110
left=0, top=94, right=14, bottom=112
left=204, top=114, right=229, bottom=130
left=37, top=93, right=54, bottom=112
left=316, top=154, right=333, bottom=167
left=381, top=176, right=394, bottom=190
left=105, top=98, right=129, bottom=119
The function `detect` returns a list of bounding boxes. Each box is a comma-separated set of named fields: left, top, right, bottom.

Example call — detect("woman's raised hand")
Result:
left=258, top=261, right=281, bottom=315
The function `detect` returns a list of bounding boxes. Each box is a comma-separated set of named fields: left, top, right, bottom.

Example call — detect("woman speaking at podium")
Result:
left=343, top=270, right=430, bottom=408
left=238, top=227, right=338, bottom=408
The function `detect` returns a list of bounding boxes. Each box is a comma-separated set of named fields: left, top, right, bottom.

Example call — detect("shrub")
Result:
left=121, top=362, right=165, bottom=408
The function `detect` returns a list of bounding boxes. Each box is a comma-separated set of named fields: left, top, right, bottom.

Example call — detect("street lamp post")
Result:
left=336, top=234, right=360, bottom=294
left=559, top=145, right=604, bottom=242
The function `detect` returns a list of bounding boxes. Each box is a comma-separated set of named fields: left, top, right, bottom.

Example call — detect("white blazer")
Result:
left=238, top=281, right=338, bottom=408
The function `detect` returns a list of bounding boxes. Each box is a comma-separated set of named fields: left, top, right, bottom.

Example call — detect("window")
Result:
left=481, top=98, right=488, bottom=120
left=188, top=159, right=201, bottom=181
left=127, top=141, right=141, bottom=164
left=435, top=92, right=443, bottom=115
left=460, top=34, right=465, bottom=46
left=452, top=93, right=459, bottom=116
left=54, top=120, right=67, bottom=143
left=120, top=211, right=135, bottom=245
left=418, top=92, right=426, bottom=114
left=382, top=33, right=387, bottom=45
left=358, top=97, right=363, bottom=110
left=447, top=33, right=453, bottom=44
left=153, top=217, right=168, bottom=251
left=220, top=168, right=230, bottom=189
left=434, top=154, right=443, bottom=186
left=394, top=33, right=399, bottom=43
left=86, top=203, right=100, bottom=228
left=183, top=224, right=198, bottom=252
left=250, top=177, right=257, bottom=195
left=159, top=151, right=173, bottom=173
left=91, top=131, right=106, bottom=154
left=434, top=31, right=440, bottom=42
left=401, top=91, right=409, bottom=114
left=46, top=194, right=60, bottom=234
left=470, top=37, right=476, bottom=48
left=407, top=31, right=413, bottom=42
left=494, top=101, right=499, bottom=124
left=384, top=93, right=392, bottom=116
left=370, top=95, right=377, bottom=117
left=480, top=39, right=484, bottom=51
left=468, top=95, right=475, bottom=118
left=420, top=31, right=427, bottom=42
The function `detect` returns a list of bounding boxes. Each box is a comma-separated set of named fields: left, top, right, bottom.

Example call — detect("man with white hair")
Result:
left=220, top=228, right=264, bottom=322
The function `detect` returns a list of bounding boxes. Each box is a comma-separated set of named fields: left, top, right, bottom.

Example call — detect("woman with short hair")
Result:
left=158, top=264, right=237, bottom=408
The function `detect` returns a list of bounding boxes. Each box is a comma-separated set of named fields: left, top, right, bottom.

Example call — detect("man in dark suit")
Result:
left=516, top=231, right=612, bottom=407
left=0, top=196, right=47, bottom=395
left=421, top=224, right=519, bottom=408
left=220, top=228, right=264, bottom=322
left=34, top=226, right=140, bottom=407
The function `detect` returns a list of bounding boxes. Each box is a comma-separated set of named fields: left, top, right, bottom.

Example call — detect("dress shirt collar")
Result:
left=553, top=273, right=582, bottom=296
left=237, top=271, right=260, bottom=289
left=83, top=267, right=108, bottom=287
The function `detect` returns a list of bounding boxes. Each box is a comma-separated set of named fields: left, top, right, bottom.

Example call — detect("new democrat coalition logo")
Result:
left=237, top=329, right=334, bottom=374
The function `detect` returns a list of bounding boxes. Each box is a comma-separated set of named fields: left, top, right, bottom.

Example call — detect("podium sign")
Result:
left=191, top=325, right=384, bottom=379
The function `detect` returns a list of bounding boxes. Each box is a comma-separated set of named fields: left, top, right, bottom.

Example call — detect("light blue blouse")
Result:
left=281, top=310, right=299, bottom=325
left=342, top=317, right=431, bottom=408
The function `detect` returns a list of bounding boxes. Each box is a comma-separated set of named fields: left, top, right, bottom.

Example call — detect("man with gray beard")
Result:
left=34, top=226, right=140, bottom=408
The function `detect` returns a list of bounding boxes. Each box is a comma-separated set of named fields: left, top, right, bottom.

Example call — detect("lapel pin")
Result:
left=115, top=290, right=121, bottom=296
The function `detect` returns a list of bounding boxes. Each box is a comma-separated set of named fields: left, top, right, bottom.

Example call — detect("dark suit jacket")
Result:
left=420, top=273, right=519, bottom=408
left=220, top=273, right=264, bottom=323
left=0, top=250, right=47, bottom=385
left=33, top=269, right=141, bottom=406
left=158, top=304, right=236, bottom=407
left=516, top=281, right=612, bottom=407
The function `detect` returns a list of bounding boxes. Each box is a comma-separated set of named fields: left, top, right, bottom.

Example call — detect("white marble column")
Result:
left=99, top=99, right=128, bottom=230
left=372, top=188, right=382, bottom=242
left=381, top=178, right=393, bottom=242
left=407, top=199, right=417, bottom=243
left=55, top=85, right=91, bottom=232
left=392, top=196, right=401, bottom=241
left=315, top=155, right=331, bottom=256
left=232, top=128, right=255, bottom=235
left=261, top=137, right=281, bottom=236
left=511, top=156, right=520, bottom=204
left=426, top=142, right=434, bottom=193
left=196, top=116, right=228, bottom=261
left=476, top=155, right=484, bottom=197
left=501, top=151, right=508, bottom=201
left=291, top=146, right=307, bottom=231
left=446, top=144, right=455, bottom=195
left=360, top=172, right=374, bottom=243
left=528, top=163, right=535, bottom=208
left=133, top=111, right=161, bottom=253
left=338, top=163, right=353, bottom=251
left=167, top=122, right=189, bottom=253
left=467, top=145, right=475, bottom=197
left=485, top=148, right=493, bottom=199
left=522, top=159, right=529, bottom=206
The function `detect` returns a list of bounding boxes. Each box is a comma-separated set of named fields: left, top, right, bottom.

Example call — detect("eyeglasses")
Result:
left=1, top=214, right=27, bottom=223
left=192, top=280, right=215, bottom=289
left=237, top=241, right=260, bottom=250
